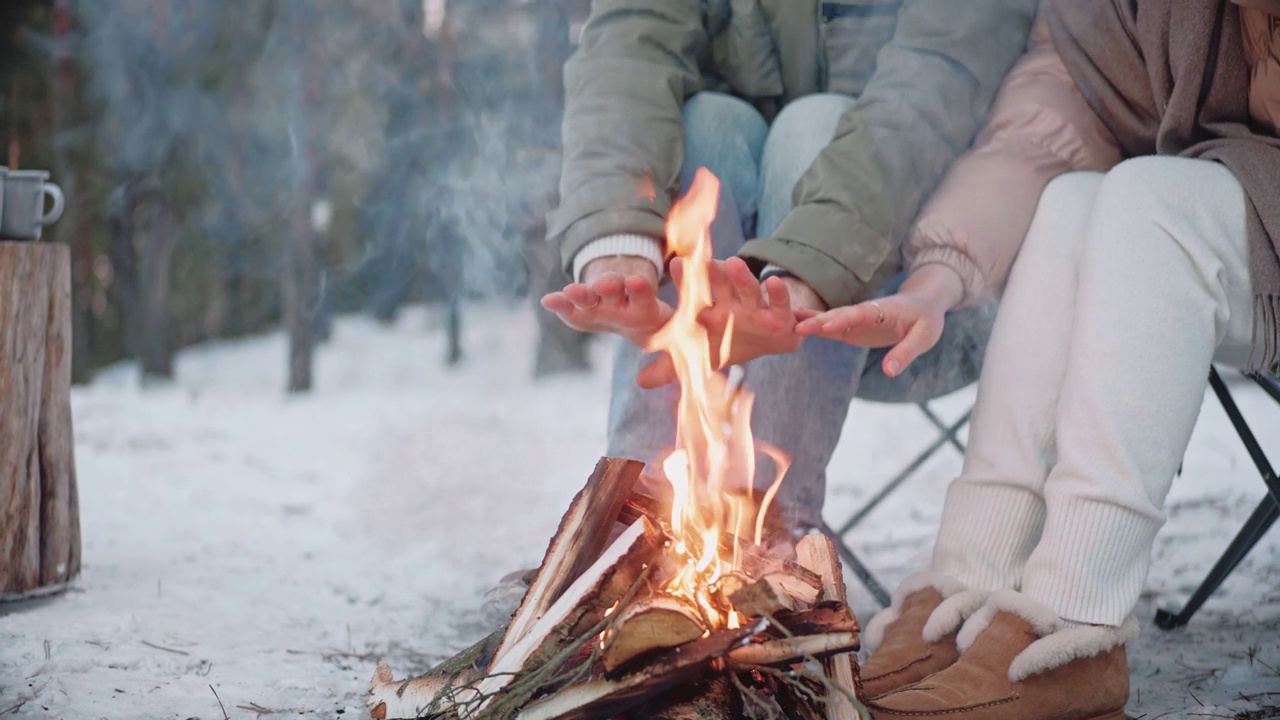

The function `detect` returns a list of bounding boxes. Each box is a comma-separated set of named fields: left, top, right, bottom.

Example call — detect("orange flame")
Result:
left=647, top=168, right=789, bottom=628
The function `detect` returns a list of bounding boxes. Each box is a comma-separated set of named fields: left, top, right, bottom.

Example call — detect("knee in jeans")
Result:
left=757, top=94, right=856, bottom=232
left=683, top=92, right=766, bottom=135
left=682, top=91, right=768, bottom=212
left=768, top=93, right=855, bottom=140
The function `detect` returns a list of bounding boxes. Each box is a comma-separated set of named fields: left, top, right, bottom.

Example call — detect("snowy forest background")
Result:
left=0, top=0, right=593, bottom=389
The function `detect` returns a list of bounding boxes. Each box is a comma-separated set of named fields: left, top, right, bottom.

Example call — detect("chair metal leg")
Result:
left=825, top=402, right=971, bottom=607
left=1155, top=496, right=1279, bottom=629
left=834, top=407, right=972, bottom=536
left=1250, top=371, right=1280, bottom=406
left=1156, top=367, right=1279, bottom=629
left=1216, top=369, right=1280, bottom=504
left=917, top=402, right=968, bottom=456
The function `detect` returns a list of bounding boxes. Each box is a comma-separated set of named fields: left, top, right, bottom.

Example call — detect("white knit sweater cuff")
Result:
left=572, top=234, right=665, bottom=283
left=759, top=263, right=793, bottom=279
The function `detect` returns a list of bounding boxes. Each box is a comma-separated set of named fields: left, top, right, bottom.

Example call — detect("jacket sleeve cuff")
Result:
left=905, top=240, right=987, bottom=307
left=738, top=237, right=881, bottom=308
left=572, top=234, right=665, bottom=283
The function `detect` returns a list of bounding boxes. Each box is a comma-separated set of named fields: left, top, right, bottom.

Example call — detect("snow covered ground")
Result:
left=1, top=304, right=1277, bottom=719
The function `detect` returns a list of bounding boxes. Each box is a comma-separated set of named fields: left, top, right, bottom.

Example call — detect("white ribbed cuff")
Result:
left=759, top=263, right=793, bottom=280
left=932, top=481, right=1046, bottom=593
left=1021, top=495, right=1163, bottom=626
left=572, top=234, right=664, bottom=283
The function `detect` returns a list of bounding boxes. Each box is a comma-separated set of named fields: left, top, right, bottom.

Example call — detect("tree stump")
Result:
left=0, top=241, right=81, bottom=599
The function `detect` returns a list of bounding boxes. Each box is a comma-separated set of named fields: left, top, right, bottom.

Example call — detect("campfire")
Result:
left=368, top=171, right=869, bottom=720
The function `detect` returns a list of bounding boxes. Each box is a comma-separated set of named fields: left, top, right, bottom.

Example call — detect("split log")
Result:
left=370, top=517, right=663, bottom=719
left=1, top=242, right=80, bottom=599
left=602, top=594, right=706, bottom=673
left=471, top=516, right=665, bottom=716
left=498, top=458, right=643, bottom=659
left=368, top=627, right=504, bottom=720
left=725, top=599, right=862, bottom=669
left=516, top=620, right=767, bottom=720
left=724, top=632, right=860, bottom=668
left=770, top=602, right=857, bottom=637
left=795, top=534, right=866, bottom=719
left=722, top=571, right=822, bottom=618
left=617, top=492, right=665, bottom=528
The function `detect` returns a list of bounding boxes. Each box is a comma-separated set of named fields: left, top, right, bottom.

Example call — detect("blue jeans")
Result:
left=607, top=92, right=995, bottom=528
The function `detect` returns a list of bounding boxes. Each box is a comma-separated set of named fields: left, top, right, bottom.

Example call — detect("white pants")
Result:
left=932, top=157, right=1256, bottom=626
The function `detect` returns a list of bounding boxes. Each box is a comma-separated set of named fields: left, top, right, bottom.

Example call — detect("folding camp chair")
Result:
left=1155, top=366, right=1280, bottom=629
left=825, top=401, right=973, bottom=607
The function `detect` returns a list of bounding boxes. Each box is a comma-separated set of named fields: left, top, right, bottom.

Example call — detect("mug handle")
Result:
left=38, top=183, right=65, bottom=227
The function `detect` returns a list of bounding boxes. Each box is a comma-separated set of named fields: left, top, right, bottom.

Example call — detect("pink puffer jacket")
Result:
left=906, top=1, right=1280, bottom=306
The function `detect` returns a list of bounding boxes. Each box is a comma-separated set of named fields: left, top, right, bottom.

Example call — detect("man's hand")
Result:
left=636, top=257, right=823, bottom=388
left=540, top=256, right=672, bottom=347
left=795, top=264, right=964, bottom=377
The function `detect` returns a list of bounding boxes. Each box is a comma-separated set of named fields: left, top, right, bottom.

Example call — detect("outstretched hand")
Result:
left=794, top=265, right=964, bottom=378
left=635, top=257, right=823, bottom=388
left=540, top=256, right=673, bottom=348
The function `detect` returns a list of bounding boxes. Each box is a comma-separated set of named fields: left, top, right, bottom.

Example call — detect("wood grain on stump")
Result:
left=0, top=241, right=81, bottom=598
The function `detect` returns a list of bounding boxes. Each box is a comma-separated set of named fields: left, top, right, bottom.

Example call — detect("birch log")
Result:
left=0, top=242, right=81, bottom=598
left=795, top=534, right=866, bottom=719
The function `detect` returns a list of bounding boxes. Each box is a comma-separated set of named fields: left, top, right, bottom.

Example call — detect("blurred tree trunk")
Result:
left=282, top=1, right=325, bottom=393
left=438, top=16, right=463, bottom=366
left=108, top=184, right=142, bottom=362
left=529, top=0, right=590, bottom=377
left=132, top=0, right=176, bottom=381
left=50, top=0, right=93, bottom=383
left=224, top=89, right=251, bottom=338
left=131, top=193, right=175, bottom=379
left=137, top=199, right=176, bottom=379
left=284, top=198, right=318, bottom=392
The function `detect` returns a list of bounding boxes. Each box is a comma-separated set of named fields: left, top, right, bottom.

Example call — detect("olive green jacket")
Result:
left=550, top=0, right=1040, bottom=307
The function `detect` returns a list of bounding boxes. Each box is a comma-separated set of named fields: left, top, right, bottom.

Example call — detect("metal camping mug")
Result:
left=0, top=169, right=65, bottom=240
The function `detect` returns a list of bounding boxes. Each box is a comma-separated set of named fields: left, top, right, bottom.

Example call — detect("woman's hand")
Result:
left=795, top=265, right=965, bottom=378
left=540, top=256, right=673, bottom=348
left=635, top=257, right=824, bottom=388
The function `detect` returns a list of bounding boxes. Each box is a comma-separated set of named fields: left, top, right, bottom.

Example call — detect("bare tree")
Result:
left=280, top=0, right=328, bottom=393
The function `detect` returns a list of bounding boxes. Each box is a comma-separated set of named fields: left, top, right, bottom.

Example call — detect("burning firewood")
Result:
left=619, top=494, right=819, bottom=585
left=514, top=621, right=767, bottom=720
left=770, top=602, right=858, bottom=636
left=367, top=514, right=662, bottom=720
left=600, top=594, right=707, bottom=673
left=725, top=631, right=860, bottom=668
left=472, top=516, right=665, bottom=714
left=720, top=570, right=823, bottom=618
left=499, top=458, right=643, bottom=657
left=368, top=171, right=871, bottom=720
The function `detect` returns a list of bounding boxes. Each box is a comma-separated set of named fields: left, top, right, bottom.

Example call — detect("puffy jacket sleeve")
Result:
left=738, top=0, right=1039, bottom=308
left=549, top=0, right=708, bottom=275
left=905, top=10, right=1123, bottom=306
